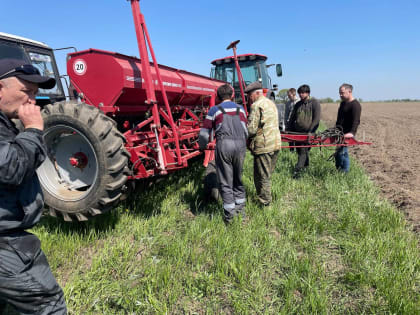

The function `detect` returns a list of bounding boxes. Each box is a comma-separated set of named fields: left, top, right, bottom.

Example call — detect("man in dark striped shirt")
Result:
left=199, top=84, right=248, bottom=223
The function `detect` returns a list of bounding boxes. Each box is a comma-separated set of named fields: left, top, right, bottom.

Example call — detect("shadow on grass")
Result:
left=38, top=157, right=214, bottom=235
left=125, top=157, right=220, bottom=217
left=38, top=206, right=122, bottom=236
left=280, top=145, right=339, bottom=180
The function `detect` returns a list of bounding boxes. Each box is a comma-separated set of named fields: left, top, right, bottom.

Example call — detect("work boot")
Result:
left=292, top=168, right=303, bottom=179
left=223, top=213, right=234, bottom=225
left=257, top=201, right=270, bottom=208
left=234, top=203, right=246, bottom=216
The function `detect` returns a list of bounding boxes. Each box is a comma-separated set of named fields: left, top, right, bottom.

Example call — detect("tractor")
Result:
left=0, top=32, right=66, bottom=106
left=210, top=40, right=282, bottom=106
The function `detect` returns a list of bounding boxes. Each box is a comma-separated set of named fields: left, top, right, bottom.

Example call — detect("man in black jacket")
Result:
left=287, top=84, right=320, bottom=178
left=335, top=83, right=361, bottom=172
left=0, top=59, right=67, bottom=314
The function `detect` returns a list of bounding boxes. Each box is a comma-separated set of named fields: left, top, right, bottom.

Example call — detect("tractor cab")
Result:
left=0, top=32, right=65, bottom=105
left=210, top=54, right=282, bottom=104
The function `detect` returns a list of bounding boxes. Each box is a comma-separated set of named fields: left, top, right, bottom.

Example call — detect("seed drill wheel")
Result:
left=38, top=102, right=130, bottom=221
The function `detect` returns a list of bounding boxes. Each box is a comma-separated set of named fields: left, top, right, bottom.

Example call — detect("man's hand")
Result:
left=18, top=104, right=44, bottom=131
left=344, top=133, right=354, bottom=138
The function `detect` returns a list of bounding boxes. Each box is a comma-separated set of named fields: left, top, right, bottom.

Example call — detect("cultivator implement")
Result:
left=280, top=128, right=372, bottom=148
left=203, top=128, right=372, bottom=166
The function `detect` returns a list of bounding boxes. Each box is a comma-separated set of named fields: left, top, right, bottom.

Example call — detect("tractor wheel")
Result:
left=37, top=102, right=130, bottom=221
left=203, top=159, right=221, bottom=202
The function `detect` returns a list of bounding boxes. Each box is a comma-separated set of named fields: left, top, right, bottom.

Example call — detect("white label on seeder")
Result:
left=73, top=59, right=87, bottom=75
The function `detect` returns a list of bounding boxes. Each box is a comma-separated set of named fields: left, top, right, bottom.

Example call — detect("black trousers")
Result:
left=0, top=232, right=67, bottom=315
left=295, top=145, right=310, bottom=171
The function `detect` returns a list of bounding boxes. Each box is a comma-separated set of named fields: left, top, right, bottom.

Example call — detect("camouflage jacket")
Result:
left=247, top=95, right=282, bottom=155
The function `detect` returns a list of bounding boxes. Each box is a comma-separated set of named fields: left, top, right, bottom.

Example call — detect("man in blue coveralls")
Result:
left=199, top=84, right=248, bottom=223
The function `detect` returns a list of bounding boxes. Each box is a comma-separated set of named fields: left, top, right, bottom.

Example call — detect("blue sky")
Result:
left=2, top=0, right=419, bottom=101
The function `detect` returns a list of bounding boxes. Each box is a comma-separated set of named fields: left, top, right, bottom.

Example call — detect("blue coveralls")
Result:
left=215, top=106, right=247, bottom=222
left=198, top=102, right=248, bottom=222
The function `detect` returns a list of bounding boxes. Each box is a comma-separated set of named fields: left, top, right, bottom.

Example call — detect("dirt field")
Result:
left=322, top=102, right=420, bottom=233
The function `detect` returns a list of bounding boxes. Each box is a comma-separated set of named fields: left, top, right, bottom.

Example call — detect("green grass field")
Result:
left=31, top=142, right=420, bottom=314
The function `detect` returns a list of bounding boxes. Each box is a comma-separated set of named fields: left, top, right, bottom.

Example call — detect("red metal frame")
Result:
left=280, top=132, right=372, bottom=148
left=122, top=1, right=225, bottom=179
left=130, top=0, right=181, bottom=173
left=226, top=40, right=247, bottom=115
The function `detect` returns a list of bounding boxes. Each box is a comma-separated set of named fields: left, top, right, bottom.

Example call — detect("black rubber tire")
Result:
left=203, top=159, right=221, bottom=202
left=39, top=102, right=130, bottom=221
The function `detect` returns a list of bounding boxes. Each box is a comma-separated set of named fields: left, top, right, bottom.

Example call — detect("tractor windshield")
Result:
left=213, top=60, right=259, bottom=86
left=212, top=59, right=270, bottom=88
left=28, top=52, right=62, bottom=95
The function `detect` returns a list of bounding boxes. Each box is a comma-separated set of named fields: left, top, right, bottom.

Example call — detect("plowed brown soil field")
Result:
left=322, top=102, right=420, bottom=233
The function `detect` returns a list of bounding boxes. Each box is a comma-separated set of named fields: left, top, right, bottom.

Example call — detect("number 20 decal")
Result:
left=74, top=59, right=87, bottom=75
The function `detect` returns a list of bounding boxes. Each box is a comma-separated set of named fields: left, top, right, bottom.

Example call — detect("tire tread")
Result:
left=41, top=102, right=129, bottom=222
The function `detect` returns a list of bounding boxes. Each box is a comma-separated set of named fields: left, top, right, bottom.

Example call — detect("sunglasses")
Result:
left=0, top=64, right=40, bottom=80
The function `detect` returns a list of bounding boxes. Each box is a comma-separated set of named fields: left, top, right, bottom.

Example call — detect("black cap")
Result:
left=244, top=81, right=263, bottom=94
left=0, top=58, right=56, bottom=89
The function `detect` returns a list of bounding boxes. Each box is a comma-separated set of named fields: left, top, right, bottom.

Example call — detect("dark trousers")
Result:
left=295, top=146, right=310, bottom=171
left=0, top=233, right=67, bottom=315
left=215, top=140, right=246, bottom=222
left=253, top=151, right=279, bottom=205
left=289, top=141, right=296, bottom=152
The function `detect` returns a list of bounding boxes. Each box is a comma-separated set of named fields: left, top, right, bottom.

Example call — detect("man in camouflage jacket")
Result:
left=245, top=81, right=282, bottom=206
